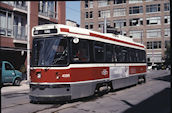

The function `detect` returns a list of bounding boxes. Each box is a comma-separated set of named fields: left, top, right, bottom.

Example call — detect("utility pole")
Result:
left=141, top=31, right=143, bottom=44
left=104, top=16, right=107, bottom=33
left=27, top=1, right=30, bottom=81
left=152, top=41, right=154, bottom=66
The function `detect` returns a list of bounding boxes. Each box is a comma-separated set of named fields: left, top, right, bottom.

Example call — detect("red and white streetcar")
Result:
left=29, top=24, right=147, bottom=102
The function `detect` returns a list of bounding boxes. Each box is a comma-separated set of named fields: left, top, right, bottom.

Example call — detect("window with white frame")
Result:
left=98, top=0, right=110, bottom=7
left=129, top=6, right=143, bottom=14
left=0, top=9, right=12, bottom=36
left=90, top=23, right=94, bottom=29
left=85, top=23, right=88, bottom=29
left=164, top=28, right=170, bottom=37
left=114, top=0, right=126, bottom=4
left=146, top=17, right=161, bottom=25
left=129, top=0, right=142, bottom=4
left=147, top=41, right=161, bottom=49
left=165, top=40, right=170, bottom=48
left=114, top=20, right=126, bottom=28
left=113, top=8, right=126, bottom=17
left=146, top=4, right=160, bottom=13
left=90, top=0, right=93, bottom=8
left=164, top=3, right=170, bottom=11
left=98, top=21, right=110, bottom=30
left=85, top=0, right=88, bottom=8
left=47, top=1, right=55, bottom=18
left=130, top=30, right=143, bottom=39
left=146, top=29, right=161, bottom=38
left=129, top=18, right=143, bottom=26
left=164, top=16, right=170, bottom=24
left=85, top=12, right=89, bottom=18
left=90, top=11, right=93, bottom=18
left=98, top=10, right=110, bottom=18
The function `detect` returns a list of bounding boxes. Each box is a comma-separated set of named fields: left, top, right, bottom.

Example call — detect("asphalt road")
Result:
left=1, top=70, right=171, bottom=113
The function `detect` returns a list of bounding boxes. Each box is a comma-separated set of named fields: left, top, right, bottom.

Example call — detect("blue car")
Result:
left=0, top=61, right=22, bottom=86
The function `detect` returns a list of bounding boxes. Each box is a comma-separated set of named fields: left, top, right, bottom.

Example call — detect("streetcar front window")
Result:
left=31, top=36, right=68, bottom=66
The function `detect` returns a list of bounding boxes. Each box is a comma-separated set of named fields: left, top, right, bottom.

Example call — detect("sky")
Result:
left=66, top=1, right=80, bottom=25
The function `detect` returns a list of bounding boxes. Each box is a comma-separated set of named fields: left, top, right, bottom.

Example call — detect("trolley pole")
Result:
left=27, top=2, right=30, bottom=81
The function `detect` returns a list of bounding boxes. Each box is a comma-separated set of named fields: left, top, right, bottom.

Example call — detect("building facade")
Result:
left=81, top=0, right=170, bottom=65
left=0, top=1, right=66, bottom=71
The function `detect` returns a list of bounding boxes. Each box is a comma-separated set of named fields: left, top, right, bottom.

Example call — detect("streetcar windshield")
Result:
left=31, top=36, right=68, bottom=66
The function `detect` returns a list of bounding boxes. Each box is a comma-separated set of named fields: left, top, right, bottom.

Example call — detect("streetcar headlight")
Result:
left=37, top=72, right=41, bottom=78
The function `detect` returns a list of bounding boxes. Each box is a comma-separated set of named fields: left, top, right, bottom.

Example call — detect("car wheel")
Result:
left=13, top=78, right=21, bottom=86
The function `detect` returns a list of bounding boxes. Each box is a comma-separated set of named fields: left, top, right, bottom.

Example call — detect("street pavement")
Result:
left=1, top=70, right=171, bottom=113
left=1, top=80, right=29, bottom=95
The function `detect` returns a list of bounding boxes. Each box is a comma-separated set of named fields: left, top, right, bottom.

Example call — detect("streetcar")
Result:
left=29, top=24, right=147, bottom=102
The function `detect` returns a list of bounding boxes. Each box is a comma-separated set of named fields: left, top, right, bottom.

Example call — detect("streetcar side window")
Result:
left=94, top=42, right=105, bottom=62
left=115, top=45, right=123, bottom=62
left=113, top=45, right=117, bottom=62
left=71, top=39, right=90, bottom=62
left=105, top=44, right=113, bottom=62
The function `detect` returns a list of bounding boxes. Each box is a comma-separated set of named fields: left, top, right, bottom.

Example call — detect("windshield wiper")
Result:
left=53, top=48, right=67, bottom=64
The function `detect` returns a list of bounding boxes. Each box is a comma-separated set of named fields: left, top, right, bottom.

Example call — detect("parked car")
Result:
left=0, top=61, right=23, bottom=86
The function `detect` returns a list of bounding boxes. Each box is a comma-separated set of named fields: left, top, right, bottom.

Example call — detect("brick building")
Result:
left=81, top=0, right=170, bottom=65
left=0, top=1, right=66, bottom=70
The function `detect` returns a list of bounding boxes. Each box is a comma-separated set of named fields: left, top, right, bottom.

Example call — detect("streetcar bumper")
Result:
left=29, top=84, right=71, bottom=102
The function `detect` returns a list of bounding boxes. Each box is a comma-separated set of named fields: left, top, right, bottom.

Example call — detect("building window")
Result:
left=164, top=28, right=170, bottom=37
left=90, top=23, right=94, bottom=29
left=146, top=29, right=161, bottom=38
left=164, top=16, right=170, bottom=24
left=146, top=17, right=161, bottom=25
left=129, top=0, right=142, bottom=4
left=98, top=10, right=110, bottom=18
left=147, top=41, right=161, bottom=49
left=165, top=40, right=170, bottom=48
left=130, top=30, right=143, bottom=39
left=129, top=6, right=143, bottom=14
left=90, top=11, right=93, bottom=18
left=98, top=21, right=110, bottom=31
left=98, top=0, right=110, bottom=7
left=0, top=10, right=12, bottom=36
left=114, top=0, right=126, bottom=4
left=85, top=12, right=89, bottom=18
left=85, top=0, right=88, bottom=8
left=146, top=4, right=160, bottom=13
left=129, top=18, right=143, bottom=26
left=113, top=8, right=126, bottom=17
left=114, top=20, right=126, bottom=28
left=90, top=0, right=93, bottom=8
left=164, top=3, right=170, bottom=11
left=85, top=23, right=88, bottom=29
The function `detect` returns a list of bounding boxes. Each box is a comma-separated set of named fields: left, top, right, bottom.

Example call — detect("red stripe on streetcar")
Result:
left=60, top=27, right=144, bottom=48
left=90, top=32, right=144, bottom=48
left=129, top=66, right=147, bottom=75
left=60, top=28, right=69, bottom=32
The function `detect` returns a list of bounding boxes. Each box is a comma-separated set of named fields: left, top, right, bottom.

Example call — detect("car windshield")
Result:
left=31, top=36, right=68, bottom=66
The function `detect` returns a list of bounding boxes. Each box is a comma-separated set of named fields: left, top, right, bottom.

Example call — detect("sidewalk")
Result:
left=1, top=80, right=30, bottom=95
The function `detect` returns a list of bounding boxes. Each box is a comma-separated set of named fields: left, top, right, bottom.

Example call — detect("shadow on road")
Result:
left=154, top=75, right=171, bottom=82
left=122, top=88, right=171, bottom=113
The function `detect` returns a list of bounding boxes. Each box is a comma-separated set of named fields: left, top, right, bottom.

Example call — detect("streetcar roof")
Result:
left=32, top=24, right=145, bottom=49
